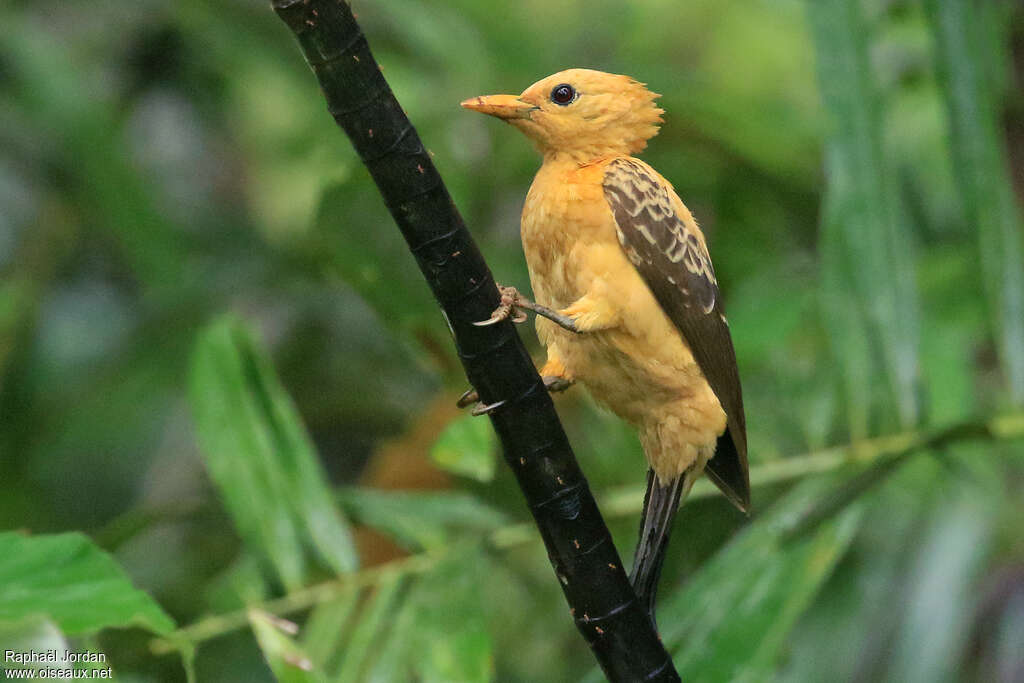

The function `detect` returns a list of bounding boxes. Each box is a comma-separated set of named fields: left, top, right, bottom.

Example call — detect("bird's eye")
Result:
left=550, top=84, right=576, bottom=106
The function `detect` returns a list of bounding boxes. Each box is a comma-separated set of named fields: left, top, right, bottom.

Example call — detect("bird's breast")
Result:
left=521, top=164, right=612, bottom=308
left=519, top=160, right=722, bottom=435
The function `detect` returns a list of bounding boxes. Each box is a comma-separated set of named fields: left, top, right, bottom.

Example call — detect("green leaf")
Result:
left=291, top=547, right=493, bottom=683
left=361, top=547, right=494, bottom=683
left=250, top=610, right=328, bottom=683
left=819, top=195, right=875, bottom=438
left=888, top=490, right=992, bottom=683
left=925, top=0, right=1024, bottom=405
left=204, top=554, right=271, bottom=613
left=406, top=548, right=494, bottom=683
left=584, top=477, right=862, bottom=683
left=332, top=573, right=405, bottom=683
left=429, top=414, right=497, bottom=483
left=0, top=531, right=175, bottom=636
left=778, top=466, right=932, bottom=682
left=662, top=479, right=861, bottom=681
left=336, top=488, right=508, bottom=551
left=363, top=593, right=420, bottom=683
left=189, top=315, right=358, bottom=590
left=301, top=590, right=361, bottom=672
left=807, top=0, right=922, bottom=429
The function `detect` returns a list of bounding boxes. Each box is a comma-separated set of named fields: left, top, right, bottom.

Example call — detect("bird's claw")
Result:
left=473, top=284, right=580, bottom=333
left=473, top=285, right=528, bottom=327
left=470, top=399, right=506, bottom=416
left=457, top=375, right=574, bottom=413
left=456, top=387, right=478, bottom=409
left=543, top=376, right=575, bottom=394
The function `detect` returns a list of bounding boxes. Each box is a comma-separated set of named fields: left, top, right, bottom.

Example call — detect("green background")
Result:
left=1, top=0, right=1023, bottom=681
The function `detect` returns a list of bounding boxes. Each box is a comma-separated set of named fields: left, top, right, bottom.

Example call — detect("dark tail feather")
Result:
left=629, top=468, right=687, bottom=624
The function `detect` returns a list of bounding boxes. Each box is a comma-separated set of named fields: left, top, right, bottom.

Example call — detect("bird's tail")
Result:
left=629, top=467, right=698, bottom=625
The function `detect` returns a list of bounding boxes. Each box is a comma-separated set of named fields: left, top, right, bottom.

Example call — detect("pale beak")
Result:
left=460, top=94, right=537, bottom=120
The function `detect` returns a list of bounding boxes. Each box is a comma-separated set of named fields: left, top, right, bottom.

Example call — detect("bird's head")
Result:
left=461, top=69, right=664, bottom=161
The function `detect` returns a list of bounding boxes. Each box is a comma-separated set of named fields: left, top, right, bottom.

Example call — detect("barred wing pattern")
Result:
left=603, top=158, right=749, bottom=510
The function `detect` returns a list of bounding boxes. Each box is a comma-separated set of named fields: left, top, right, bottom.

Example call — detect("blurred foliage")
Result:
left=190, top=315, right=358, bottom=588
left=1, top=0, right=1023, bottom=681
left=0, top=531, right=175, bottom=636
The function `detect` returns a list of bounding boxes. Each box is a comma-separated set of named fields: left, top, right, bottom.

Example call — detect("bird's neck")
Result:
left=542, top=146, right=629, bottom=166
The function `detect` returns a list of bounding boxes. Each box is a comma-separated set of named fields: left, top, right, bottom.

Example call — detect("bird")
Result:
left=460, top=69, right=750, bottom=621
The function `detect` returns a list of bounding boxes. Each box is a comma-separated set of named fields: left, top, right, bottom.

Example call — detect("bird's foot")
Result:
left=543, top=375, right=575, bottom=394
left=456, top=375, right=575, bottom=414
left=456, top=387, right=505, bottom=415
left=473, top=284, right=579, bottom=333
left=469, top=398, right=506, bottom=416
left=456, top=387, right=479, bottom=409
left=473, top=285, right=528, bottom=326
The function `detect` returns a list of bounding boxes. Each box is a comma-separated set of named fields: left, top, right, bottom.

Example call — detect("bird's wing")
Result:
left=602, top=157, right=749, bottom=511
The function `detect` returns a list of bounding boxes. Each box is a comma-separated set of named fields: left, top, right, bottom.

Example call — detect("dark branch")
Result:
left=271, top=1, right=679, bottom=680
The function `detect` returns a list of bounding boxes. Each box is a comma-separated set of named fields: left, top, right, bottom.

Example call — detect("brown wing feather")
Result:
left=603, top=157, right=750, bottom=511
